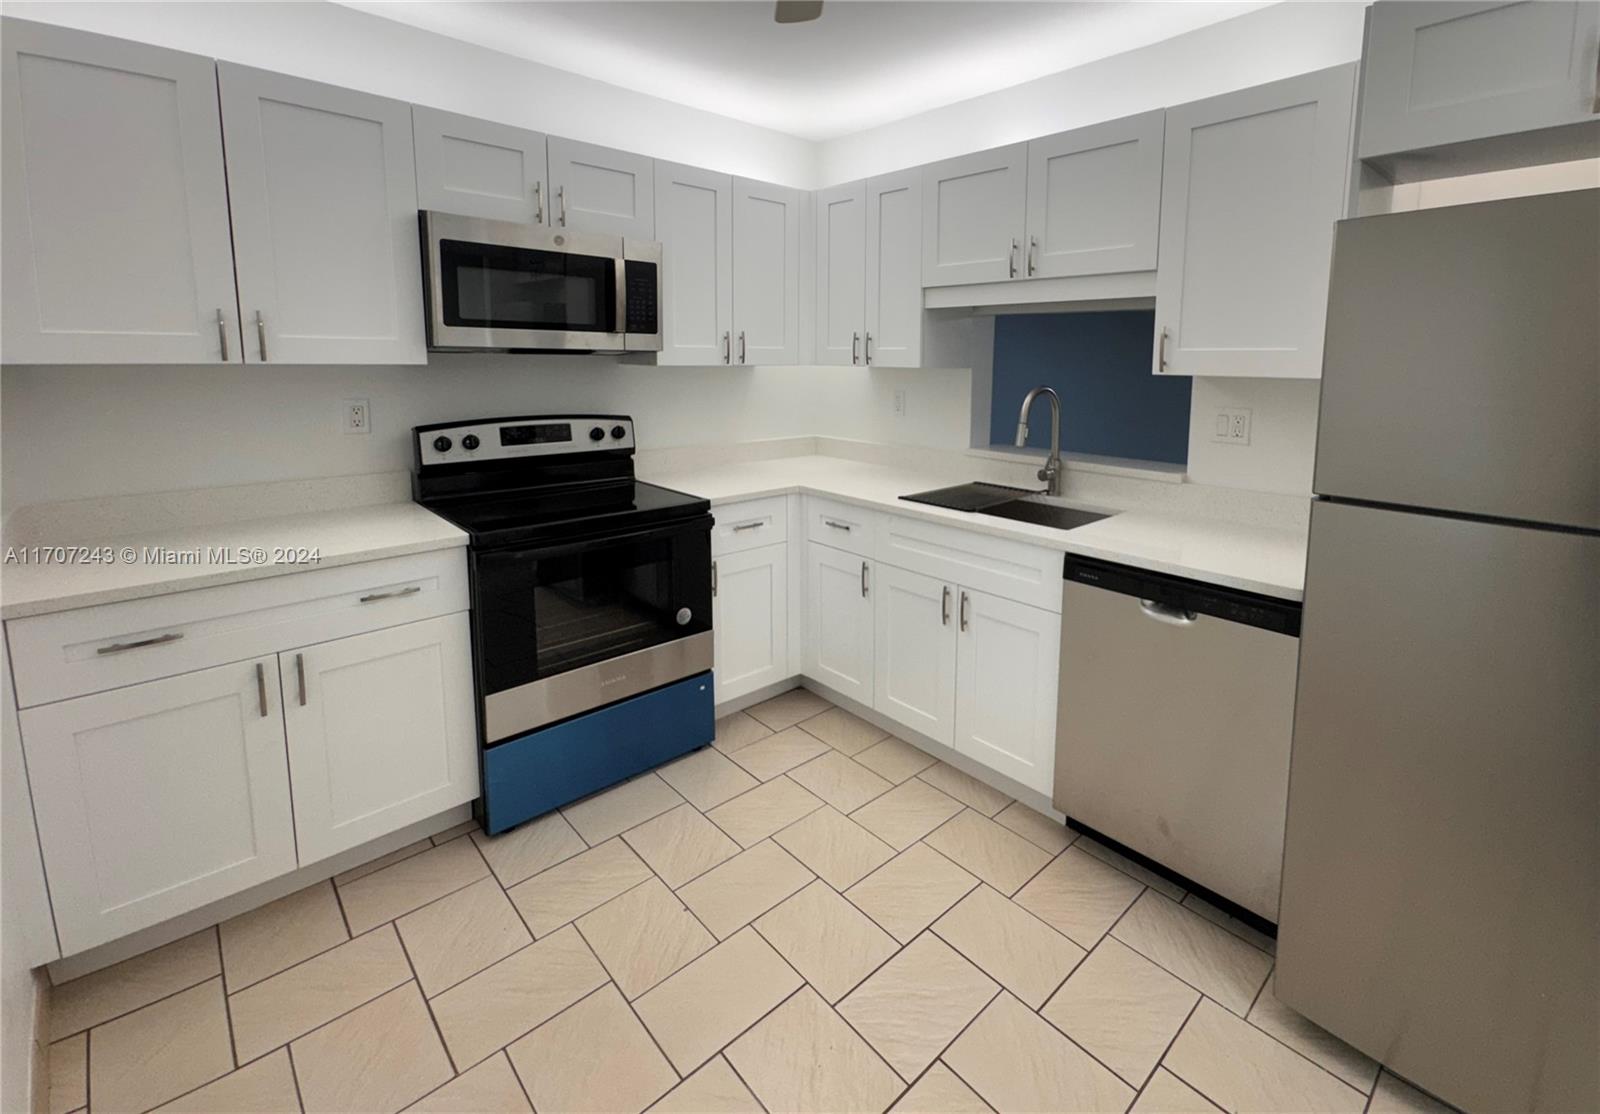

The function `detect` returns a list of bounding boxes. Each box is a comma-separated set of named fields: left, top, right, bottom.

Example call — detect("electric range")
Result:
left=413, top=414, right=714, bottom=834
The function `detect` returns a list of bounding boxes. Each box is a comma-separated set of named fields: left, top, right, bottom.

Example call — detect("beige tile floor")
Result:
left=45, top=689, right=1462, bottom=1114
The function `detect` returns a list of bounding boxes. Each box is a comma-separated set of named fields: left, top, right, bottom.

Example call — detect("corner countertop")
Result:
left=644, top=456, right=1308, bottom=601
left=1, top=502, right=467, bottom=620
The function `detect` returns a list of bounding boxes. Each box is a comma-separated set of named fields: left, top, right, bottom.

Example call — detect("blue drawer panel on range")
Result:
left=481, top=672, right=714, bottom=835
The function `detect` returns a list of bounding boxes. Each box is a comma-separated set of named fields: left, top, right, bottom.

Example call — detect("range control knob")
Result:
left=611, top=425, right=627, bottom=440
left=432, top=435, right=452, bottom=453
left=589, top=426, right=605, bottom=442
left=461, top=434, right=480, bottom=451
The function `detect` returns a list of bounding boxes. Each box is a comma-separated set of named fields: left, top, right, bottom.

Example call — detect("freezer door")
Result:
left=1316, top=189, right=1599, bottom=530
left=1278, top=501, right=1599, bottom=1114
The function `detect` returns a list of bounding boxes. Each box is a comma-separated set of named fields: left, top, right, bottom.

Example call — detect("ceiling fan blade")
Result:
left=774, top=0, right=823, bottom=23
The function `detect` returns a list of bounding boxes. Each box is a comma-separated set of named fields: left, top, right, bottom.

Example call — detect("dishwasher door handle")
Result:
left=1139, top=598, right=1198, bottom=626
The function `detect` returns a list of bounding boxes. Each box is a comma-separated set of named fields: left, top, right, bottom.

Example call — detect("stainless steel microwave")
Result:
left=420, top=211, right=661, bottom=353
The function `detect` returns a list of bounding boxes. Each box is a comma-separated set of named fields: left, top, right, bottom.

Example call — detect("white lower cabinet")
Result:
left=283, top=613, right=477, bottom=865
left=19, top=657, right=297, bottom=954
left=712, top=543, right=790, bottom=704
left=953, top=589, right=1061, bottom=794
left=804, top=542, right=875, bottom=705
left=873, top=565, right=957, bottom=745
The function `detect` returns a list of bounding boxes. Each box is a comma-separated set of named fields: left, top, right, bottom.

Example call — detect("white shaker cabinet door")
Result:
left=413, top=106, right=548, bottom=224
left=920, top=143, right=1027, bottom=287
left=712, top=543, right=790, bottom=704
left=814, top=180, right=867, bottom=366
left=732, top=177, right=803, bottom=365
left=220, top=63, right=426, bottom=364
left=655, top=161, right=733, bottom=366
left=282, top=613, right=476, bottom=865
left=873, top=564, right=957, bottom=745
left=954, top=589, right=1060, bottom=796
left=1153, top=64, right=1357, bottom=379
left=864, top=169, right=924, bottom=368
left=1025, top=110, right=1164, bottom=278
left=20, top=657, right=296, bottom=954
left=804, top=542, right=875, bottom=706
left=547, top=136, right=655, bottom=239
left=1, top=19, right=241, bottom=364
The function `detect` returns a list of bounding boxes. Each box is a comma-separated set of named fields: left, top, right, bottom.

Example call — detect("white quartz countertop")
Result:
left=1, top=502, right=467, bottom=619
left=645, top=456, right=1308, bottom=601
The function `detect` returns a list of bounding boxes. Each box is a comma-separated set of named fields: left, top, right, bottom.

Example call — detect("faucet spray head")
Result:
left=1014, top=421, right=1029, bottom=447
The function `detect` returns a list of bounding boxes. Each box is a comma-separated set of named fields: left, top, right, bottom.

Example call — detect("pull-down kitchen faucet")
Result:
left=1015, top=385, right=1063, bottom=496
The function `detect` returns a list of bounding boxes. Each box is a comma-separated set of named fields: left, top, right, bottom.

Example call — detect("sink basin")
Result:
left=979, top=499, right=1111, bottom=531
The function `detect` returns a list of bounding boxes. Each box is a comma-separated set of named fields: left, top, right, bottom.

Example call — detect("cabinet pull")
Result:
left=959, top=590, right=970, bottom=632
left=255, top=310, right=268, bottom=361
left=296, top=652, right=307, bottom=707
left=1008, top=239, right=1019, bottom=278
left=557, top=184, right=568, bottom=226
left=711, top=560, right=718, bottom=598
left=1158, top=326, right=1169, bottom=374
left=722, top=331, right=731, bottom=364
left=96, top=632, right=183, bottom=655
left=942, top=585, right=952, bottom=626
left=358, top=585, right=421, bottom=604
left=256, top=662, right=268, bottom=718
left=731, top=520, right=764, bottom=532
left=823, top=519, right=852, bottom=532
left=851, top=332, right=860, bottom=364
left=534, top=181, right=545, bottom=223
left=861, top=561, right=869, bottom=598
left=738, top=331, right=747, bottom=363
left=865, top=332, right=873, bottom=364
left=217, top=308, right=230, bottom=361
left=1027, top=236, right=1038, bottom=276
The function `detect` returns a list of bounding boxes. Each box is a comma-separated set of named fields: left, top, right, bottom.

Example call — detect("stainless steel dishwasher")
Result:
left=1054, top=556, right=1301, bottom=922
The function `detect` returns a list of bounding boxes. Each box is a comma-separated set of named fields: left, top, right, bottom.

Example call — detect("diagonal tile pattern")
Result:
left=53, top=690, right=1431, bottom=1114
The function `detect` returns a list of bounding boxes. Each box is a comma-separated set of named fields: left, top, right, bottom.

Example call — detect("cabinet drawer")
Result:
left=876, top=513, right=1060, bottom=612
left=712, top=496, right=788, bottom=556
left=8, top=549, right=468, bottom=708
left=805, top=496, right=876, bottom=556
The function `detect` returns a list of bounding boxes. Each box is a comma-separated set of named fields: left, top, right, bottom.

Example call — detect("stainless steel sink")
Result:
left=979, top=499, right=1111, bottom=531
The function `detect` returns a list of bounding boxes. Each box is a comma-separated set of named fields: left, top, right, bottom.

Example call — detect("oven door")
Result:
left=422, top=211, right=626, bottom=351
left=472, top=516, right=713, bottom=742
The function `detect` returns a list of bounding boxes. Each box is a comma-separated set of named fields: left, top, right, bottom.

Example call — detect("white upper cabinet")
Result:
left=1025, top=110, right=1164, bottom=278
left=920, top=143, right=1028, bottom=286
left=220, top=64, right=426, bottom=365
left=655, top=161, right=733, bottom=365
left=1153, top=64, right=1357, bottom=379
left=1, top=19, right=240, bottom=364
left=1359, top=1, right=1600, bottom=162
left=732, top=177, right=802, bottom=365
left=873, top=564, right=957, bottom=745
left=413, top=106, right=548, bottom=224
left=953, top=589, right=1060, bottom=796
left=546, top=136, right=655, bottom=239
left=864, top=169, right=925, bottom=368
left=814, top=181, right=867, bottom=366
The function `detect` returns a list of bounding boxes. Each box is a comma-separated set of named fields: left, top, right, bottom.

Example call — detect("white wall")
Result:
left=0, top=0, right=816, bottom=188
left=1186, top=377, right=1322, bottom=496
left=0, top=359, right=975, bottom=508
left=817, top=1, right=1368, bottom=185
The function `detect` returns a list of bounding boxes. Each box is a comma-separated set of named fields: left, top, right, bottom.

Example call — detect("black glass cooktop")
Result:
left=429, top=480, right=709, bottom=548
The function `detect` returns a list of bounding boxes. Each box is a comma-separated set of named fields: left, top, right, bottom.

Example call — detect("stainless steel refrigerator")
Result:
left=1277, top=188, right=1599, bottom=1114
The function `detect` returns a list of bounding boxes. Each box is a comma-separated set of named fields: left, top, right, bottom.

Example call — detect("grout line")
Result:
left=212, top=929, right=241, bottom=1071
left=618, top=981, right=684, bottom=1085
left=394, top=927, right=459, bottom=1077
left=55, top=967, right=221, bottom=1044
left=506, top=1049, right=540, bottom=1112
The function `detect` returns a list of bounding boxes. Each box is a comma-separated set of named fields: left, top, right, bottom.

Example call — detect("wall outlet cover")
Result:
left=1212, top=407, right=1252, bottom=445
left=893, top=388, right=908, bottom=417
left=342, top=399, right=371, bottom=435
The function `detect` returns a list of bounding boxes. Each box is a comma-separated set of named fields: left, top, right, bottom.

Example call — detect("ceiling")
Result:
left=336, top=1, right=1271, bottom=141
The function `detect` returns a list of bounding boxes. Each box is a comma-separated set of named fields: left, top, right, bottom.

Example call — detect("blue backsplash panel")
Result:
left=988, top=310, right=1191, bottom=465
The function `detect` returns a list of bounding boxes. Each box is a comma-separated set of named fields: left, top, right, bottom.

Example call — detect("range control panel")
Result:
left=416, top=415, right=634, bottom=466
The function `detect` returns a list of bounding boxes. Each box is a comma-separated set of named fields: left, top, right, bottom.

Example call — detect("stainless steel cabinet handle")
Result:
left=557, top=185, right=567, bottom=226
left=942, top=585, right=952, bottom=626
left=852, top=332, right=860, bottom=365
left=738, top=331, right=747, bottom=363
left=722, top=331, right=731, bottom=364
left=96, top=632, right=183, bottom=655
left=1027, top=236, right=1038, bottom=276
left=255, top=310, right=268, bottom=361
left=256, top=662, right=268, bottom=718
left=861, top=561, right=869, bottom=598
left=358, top=585, right=421, bottom=604
left=533, top=181, right=545, bottom=223
left=711, top=559, right=718, bottom=598
left=217, top=308, right=229, bottom=361
left=296, top=652, right=307, bottom=706
left=959, top=591, right=970, bottom=632
left=1139, top=598, right=1198, bottom=626
left=1157, top=326, right=1169, bottom=374
left=731, top=520, right=764, bottom=532
left=823, top=519, right=852, bottom=532
left=1008, top=239, right=1019, bottom=278
left=865, top=332, right=873, bottom=364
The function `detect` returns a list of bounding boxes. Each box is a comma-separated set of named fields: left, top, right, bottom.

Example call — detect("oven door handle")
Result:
left=487, top=513, right=716, bottom=559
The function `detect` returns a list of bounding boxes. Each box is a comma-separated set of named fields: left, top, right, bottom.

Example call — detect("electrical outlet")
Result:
left=893, top=388, right=908, bottom=417
left=1211, top=407, right=1252, bottom=445
left=342, top=399, right=370, bottom=435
